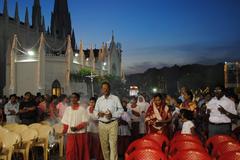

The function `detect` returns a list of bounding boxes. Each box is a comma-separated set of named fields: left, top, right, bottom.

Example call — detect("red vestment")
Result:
left=88, top=133, right=104, bottom=160
left=66, top=133, right=89, bottom=160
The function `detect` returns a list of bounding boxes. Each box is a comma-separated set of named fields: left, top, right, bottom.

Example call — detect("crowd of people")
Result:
left=0, top=82, right=240, bottom=160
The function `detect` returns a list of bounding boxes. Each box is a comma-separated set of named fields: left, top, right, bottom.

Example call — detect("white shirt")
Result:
left=207, top=96, right=237, bottom=123
left=87, top=106, right=98, bottom=133
left=237, top=102, right=240, bottom=116
left=172, top=107, right=180, bottom=116
left=127, top=103, right=141, bottom=122
left=232, top=102, right=240, bottom=130
left=4, top=101, right=19, bottom=123
left=118, top=111, right=131, bottom=136
left=181, top=120, right=194, bottom=134
left=61, top=106, right=89, bottom=134
left=94, top=94, right=123, bottom=122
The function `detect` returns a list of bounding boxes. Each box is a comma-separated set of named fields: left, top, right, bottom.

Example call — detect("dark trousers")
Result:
left=21, top=118, right=37, bottom=125
left=131, top=122, right=140, bottom=142
left=208, top=122, right=231, bottom=138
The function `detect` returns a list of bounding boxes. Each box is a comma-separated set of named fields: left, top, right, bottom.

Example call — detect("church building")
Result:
left=0, top=0, right=122, bottom=96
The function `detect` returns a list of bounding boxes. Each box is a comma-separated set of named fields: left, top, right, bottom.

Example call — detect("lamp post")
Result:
left=86, top=72, right=98, bottom=97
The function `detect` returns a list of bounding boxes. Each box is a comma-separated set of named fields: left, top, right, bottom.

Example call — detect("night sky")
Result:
left=2, top=0, right=240, bottom=74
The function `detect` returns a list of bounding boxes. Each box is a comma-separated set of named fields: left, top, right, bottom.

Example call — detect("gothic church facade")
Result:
left=0, top=0, right=122, bottom=96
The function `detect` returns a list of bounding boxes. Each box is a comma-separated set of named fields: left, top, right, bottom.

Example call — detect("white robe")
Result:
left=86, top=106, right=98, bottom=133
left=61, top=106, right=89, bottom=134
left=118, top=111, right=131, bottom=136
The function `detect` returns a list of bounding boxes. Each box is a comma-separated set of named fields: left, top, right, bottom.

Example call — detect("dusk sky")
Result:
left=2, top=0, right=240, bottom=74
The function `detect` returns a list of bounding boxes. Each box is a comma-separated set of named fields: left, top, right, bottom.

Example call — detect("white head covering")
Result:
left=137, top=95, right=145, bottom=105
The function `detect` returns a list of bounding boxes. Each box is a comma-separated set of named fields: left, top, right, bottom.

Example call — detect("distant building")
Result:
left=0, top=0, right=122, bottom=96
left=224, top=61, right=240, bottom=88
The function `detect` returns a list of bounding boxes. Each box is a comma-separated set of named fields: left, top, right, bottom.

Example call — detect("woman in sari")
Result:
left=180, top=89, right=197, bottom=112
left=145, top=93, right=172, bottom=135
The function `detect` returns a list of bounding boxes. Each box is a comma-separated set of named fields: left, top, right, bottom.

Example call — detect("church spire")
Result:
left=71, top=30, right=76, bottom=50
left=34, top=0, right=40, bottom=6
left=47, top=26, right=50, bottom=34
left=41, top=16, right=45, bottom=32
left=89, top=44, right=94, bottom=60
left=3, top=0, right=8, bottom=17
left=14, top=2, right=19, bottom=23
left=32, top=0, right=42, bottom=29
left=112, top=30, right=115, bottom=42
left=109, top=31, right=116, bottom=49
left=24, top=7, right=29, bottom=26
left=80, top=40, right=83, bottom=51
left=79, top=40, right=85, bottom=66
left=51, top=0, right=72, bottom=39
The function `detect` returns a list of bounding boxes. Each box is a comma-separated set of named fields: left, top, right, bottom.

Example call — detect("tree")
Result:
left=94, top=75, right=128, bottom=98
left=70, top=67, right=92, bottom=82
left=79, top=67, right=92, bottom=77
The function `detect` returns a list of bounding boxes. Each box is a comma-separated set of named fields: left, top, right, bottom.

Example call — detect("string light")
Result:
left=15, top=34, right=67, bottom=56
left=16, top=38, right=40, bottom=52
left=14, top=34, right=109, bottom=75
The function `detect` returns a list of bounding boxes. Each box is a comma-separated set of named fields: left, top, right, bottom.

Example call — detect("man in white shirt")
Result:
left=206, top=86, right=237, bottom=137
left=94, top=82, right=123, bottom=160
left=4, top=94, right=19, bottom=123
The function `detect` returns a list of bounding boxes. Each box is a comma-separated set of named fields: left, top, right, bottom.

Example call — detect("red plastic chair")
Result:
left=173, top=131, right=181, bottom=137
left=125, top=148, right=167, bottom=160
left=206, top=134, right=237, bottom=155
left=125, top=138, right=160, bottom=158
left=169, top=141, right=206, bottom=156
left=170, top=150, right=212, bottom=160
left=218, top=151, right=240, bottom=160
left=212, top=141, right=240, bottom=158
left=143, top=133, right=169, bottom=153
left=170, top=134, right=202, bottom=145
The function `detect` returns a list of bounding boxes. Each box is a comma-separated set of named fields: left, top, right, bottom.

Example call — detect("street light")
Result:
left=86, top=72, right=98, bottom=97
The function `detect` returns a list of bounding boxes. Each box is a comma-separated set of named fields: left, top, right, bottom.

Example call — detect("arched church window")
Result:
left=52, top=80, right=61, bottom=96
